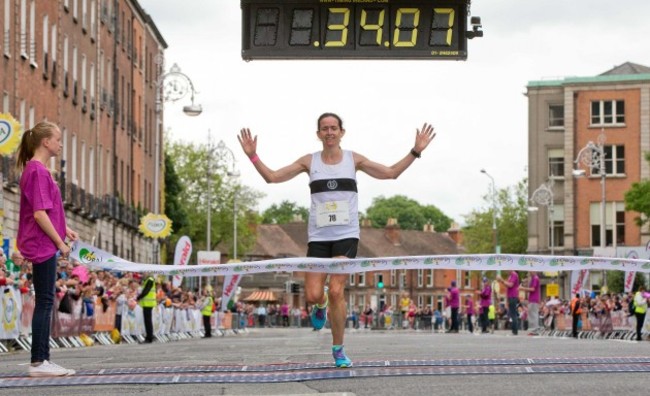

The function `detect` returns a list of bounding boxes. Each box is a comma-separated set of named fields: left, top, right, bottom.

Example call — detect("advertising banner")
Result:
left=172, top=236, right=192, bottom=288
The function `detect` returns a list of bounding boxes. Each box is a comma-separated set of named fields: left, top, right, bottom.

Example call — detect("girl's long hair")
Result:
left=16, top=121, right=58, bottom=170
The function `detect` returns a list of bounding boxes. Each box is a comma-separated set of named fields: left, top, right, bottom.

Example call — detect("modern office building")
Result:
left=1, top=0, right=167, bottom=262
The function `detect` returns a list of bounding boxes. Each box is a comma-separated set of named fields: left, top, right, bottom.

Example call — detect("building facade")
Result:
left=526, top=62, right=650, bottom=292
left=1, top=0, right=167, bottom=262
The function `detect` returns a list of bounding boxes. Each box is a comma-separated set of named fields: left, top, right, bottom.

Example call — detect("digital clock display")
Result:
left=241, top=0, right=470, bottom=60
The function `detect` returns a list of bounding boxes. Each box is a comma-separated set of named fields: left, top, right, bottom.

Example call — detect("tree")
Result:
left=364, top=195, right=453, bottom=231
left=462, top=178, right=528, bottom=254
left=261, top=200, right=309, bottom=224
left=624, top=152, right=650, bottom=226
left=164, top=153, right=188, bottom=232
left=604, top=271, right=647, bottom=294
left=164, top=139, right=264, bottom=263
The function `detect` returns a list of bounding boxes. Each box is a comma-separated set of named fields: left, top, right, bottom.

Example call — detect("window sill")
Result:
left=546, top=126, right=565, bottom=132
left=589, top=123, right=626, bottom=129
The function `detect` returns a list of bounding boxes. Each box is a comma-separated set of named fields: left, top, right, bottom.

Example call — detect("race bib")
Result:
left=316, top=200, right=350, bottom=228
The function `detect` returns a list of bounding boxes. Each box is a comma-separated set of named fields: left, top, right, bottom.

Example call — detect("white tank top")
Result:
left=308, top=150, right=359, bottom=242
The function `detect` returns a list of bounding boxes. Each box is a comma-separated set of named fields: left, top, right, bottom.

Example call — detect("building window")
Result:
left=417, top=269, right=423, bottom=287
left=80, top=141, right=86, bottom=189
left=548, top=148, right=564, bottom=178
left=89, top=147, right=94, bottom=194
left=2, top=91, right=8, bottom=112
left=548, top=104, right=564, bottom=128
left=358, top=273, right=365, bottom=287
left=20, top=0, right=26, bottom=57
left=349, top=273, right=355, bottom=286
left=615, top=208, right=625, bottom=245
left=81, top=0, right=87, bottom=30
left=590, top=202, right=625, bottom=247
left=3, top=0, right=11, bottom=57
left=28, top=0, right=35, bottom=62
left=28, top=105, right=34, bottom=128
left=591, top=100, right=625, bottom=125
left=399, top=270, right=406, bottom=289
left=51, top=24, right=57, bottom=62
left=464, top=271, right=471, bottom=288
left=417, top=295, right=424, bottom=307
left=603, top=145, right=625, bottom=176
left=426, top=270, right=433, bottom=287
left=436, top=295, right=444, bottom=311
left=42, top=15, right=48, bottom=66
left=62, top=128, right=68, bottom=165
left=348, top=294, right=355, bottom=311
left=71, top=134, right=77, bottom=185
left=390, top=270, right=396, bottom=287
left=551, top=205, right=565, bottom=248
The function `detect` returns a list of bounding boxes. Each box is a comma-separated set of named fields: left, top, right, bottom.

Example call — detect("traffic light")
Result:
left=377, top=274, right=384, bottom=290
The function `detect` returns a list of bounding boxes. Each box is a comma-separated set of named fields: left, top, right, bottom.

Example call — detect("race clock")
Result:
left=241, top=0, right=480, bottom=60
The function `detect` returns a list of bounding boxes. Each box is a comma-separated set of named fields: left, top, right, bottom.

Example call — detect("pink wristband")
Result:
left=249, top=154, right=260, bottom=164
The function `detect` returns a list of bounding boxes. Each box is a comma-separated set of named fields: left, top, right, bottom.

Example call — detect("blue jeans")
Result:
left=508, top=297, right=519, bottom=335
left=31, top=254, right=58, bottom=363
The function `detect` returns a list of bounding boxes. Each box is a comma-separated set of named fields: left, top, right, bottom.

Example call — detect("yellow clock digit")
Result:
left=360, top=9, right=385, bottom=46
left=393, top=8, right=420, bottom=47
left=432, top=8, right=455, bottom=46
left=325, top=8, right=350, bottom=47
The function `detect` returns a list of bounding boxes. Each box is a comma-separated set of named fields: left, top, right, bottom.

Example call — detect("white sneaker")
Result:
left=28, top=360, right=75, bottom=377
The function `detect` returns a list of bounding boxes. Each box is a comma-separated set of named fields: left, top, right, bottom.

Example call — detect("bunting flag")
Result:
left=69, top=241, right=650, bottom=277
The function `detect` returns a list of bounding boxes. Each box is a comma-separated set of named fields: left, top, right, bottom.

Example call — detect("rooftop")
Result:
left=527, top=61, right=650, bottom=88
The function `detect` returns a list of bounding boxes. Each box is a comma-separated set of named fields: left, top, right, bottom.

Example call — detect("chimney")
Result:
left=423, top=222, right=435, bottom=233
left=361, top=218, right=372, bottom=228
left=384, top=217, right=401, bottom=246
left=446, top=222, right=463, bottom=246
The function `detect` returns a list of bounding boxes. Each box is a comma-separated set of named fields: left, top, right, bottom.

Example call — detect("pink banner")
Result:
left=624, top=271, right=636, bottom=293
left=570, top=269, right=589, bottom=295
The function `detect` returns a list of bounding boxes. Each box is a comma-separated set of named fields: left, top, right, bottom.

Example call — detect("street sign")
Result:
left=241, top=0, right=478, bottom=60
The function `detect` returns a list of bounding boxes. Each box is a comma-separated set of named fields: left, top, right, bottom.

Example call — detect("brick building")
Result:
left=1, top=0, right=167, bottom=262
left=526, top=62, right=650, bottom=294
left=238, top=219, right=477, bottom=312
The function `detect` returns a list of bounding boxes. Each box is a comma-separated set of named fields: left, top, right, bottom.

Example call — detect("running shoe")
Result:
left=311, top=296, right=328, bottom=331
left=332, top=346, right=353, bottom=368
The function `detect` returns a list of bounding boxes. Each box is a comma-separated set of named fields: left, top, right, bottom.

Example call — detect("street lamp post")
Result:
left=573, top=129, right=607, bottom=288
left=480, top=169, right=500, bottom=254
left=529, top=180, right=555, bottom=255
left=211, top=139, right=240, bottom=260
left=153, top=60, right=201, bottom=263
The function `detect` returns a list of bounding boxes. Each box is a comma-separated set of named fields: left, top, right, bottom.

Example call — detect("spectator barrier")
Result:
left=0, top=286, right=248, bottom=353
left=536, top=310, right=650, bottom=340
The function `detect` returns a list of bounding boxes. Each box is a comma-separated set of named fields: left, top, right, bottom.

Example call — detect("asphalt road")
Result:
left=0, top=327, right=648, bottom=395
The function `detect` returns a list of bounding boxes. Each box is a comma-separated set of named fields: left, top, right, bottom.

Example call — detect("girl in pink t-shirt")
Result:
left=16, top=121, right=78, bottom=377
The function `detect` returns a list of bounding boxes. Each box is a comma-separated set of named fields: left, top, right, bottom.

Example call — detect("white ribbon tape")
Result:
left=69, top=241, right=650, bottom=276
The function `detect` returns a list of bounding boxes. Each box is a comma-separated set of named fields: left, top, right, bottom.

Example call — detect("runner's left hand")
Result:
left=414, top=123, right=436, bottom=153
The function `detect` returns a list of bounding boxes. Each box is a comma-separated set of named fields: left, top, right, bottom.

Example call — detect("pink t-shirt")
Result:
left=506, top=271, right=519, bottom=299
left=528, top=275, right=541, bottom=303
left=17, top=160, right=66, bottom=264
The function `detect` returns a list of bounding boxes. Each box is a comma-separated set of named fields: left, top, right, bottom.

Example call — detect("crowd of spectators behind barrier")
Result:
left=1, top=252, right=648, bottom=339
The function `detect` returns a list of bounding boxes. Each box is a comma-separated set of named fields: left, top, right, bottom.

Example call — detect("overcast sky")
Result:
left=138, top=0, right=650, bottom=227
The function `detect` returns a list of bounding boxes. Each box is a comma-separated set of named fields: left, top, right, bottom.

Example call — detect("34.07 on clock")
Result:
left=241, top=0, right=483, bottom=60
